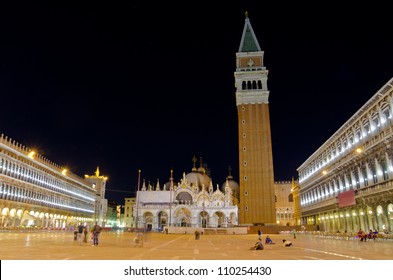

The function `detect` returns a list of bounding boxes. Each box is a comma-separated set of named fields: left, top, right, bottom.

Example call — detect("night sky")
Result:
left=1, top=2, right=392, bottom=204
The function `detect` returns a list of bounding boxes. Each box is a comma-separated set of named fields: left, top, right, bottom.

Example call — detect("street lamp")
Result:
left=136, top=169, right=141, bottom=230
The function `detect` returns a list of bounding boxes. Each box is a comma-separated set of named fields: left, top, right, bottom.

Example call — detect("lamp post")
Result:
left=135, top=169, right=141, bottom=230
left=169, top=169, right=173, bottom=227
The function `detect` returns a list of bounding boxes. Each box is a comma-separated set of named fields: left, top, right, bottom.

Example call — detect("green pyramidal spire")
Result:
left=238, top=11, right=261, bottom=52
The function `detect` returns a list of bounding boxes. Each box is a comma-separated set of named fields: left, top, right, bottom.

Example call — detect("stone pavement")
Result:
left=1, top=230, right=393, bottom=260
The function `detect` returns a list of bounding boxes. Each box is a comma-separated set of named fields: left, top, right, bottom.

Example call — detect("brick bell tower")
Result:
left=234, top=12, right=276, bottom=226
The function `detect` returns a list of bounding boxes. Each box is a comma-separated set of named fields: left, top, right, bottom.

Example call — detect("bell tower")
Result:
left=234, top=12, right=276, bottom=225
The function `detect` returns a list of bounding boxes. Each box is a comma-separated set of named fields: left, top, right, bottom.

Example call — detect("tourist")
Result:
left=133, top=233, right=142, bottom=247
left=265, top=236, right=275, bottom=244
left=91, top=222, right=102, bottom=246
left=258, top=229, right=262, bottom=240
left=357, top=229, right=367, bottom=241
left=195, top=230, right=200, bottom=240
left=83, top=226, right=88, bottom=243
left=77, top=222, right=84, bottom=245
left=250, top=240, right=264, bottom=250
left=282, top=239, right=293, bottom=247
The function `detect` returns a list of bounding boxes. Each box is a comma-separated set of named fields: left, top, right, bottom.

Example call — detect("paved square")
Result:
left=1, top=230, right=392, bottom=260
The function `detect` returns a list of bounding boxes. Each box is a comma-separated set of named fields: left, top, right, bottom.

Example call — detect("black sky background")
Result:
left=1, top=2, right=392, bottom=204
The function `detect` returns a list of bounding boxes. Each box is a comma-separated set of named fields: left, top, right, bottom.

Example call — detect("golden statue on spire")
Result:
left=95, top=166, right=100, bottom=177
left=192, top=155, right=197, bottom=171
left=245, top=11, right=248, bottom=18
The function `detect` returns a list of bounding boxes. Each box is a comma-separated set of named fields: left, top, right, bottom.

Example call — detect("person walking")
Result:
left=133, top=232, right=144, bottom=247
left=83, top=226, right=88, bottom=243
left=195, top=230, right=200, bottom=240
left=77, top=223, right=84, bottom=245
left=73, top=230, right=78, bottom=242
left=91, top=223, right=102, bottom=246
left=257, top=229, right=262, bottom=240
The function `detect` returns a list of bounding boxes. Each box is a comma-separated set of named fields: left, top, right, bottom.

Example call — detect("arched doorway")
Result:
left=174, top=207, right=191, bottom=227
left=199, top=211, right=209, bottom=228
left=144, top=212, right=154, bottom=231
left=212, top=211, right=225, bottom=228
left=158, top=211, right=168, bottom=231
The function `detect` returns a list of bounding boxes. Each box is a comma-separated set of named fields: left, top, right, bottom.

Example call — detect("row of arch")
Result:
left=302, top=203, right=393, bottom=233
left=0, top=157, right=95, bottom=203
left=301, top=151, right=393, bottom=206
left=0, top=206, right=92, bottom=229
left=241, top=80, right=263, bottom=90
left=300, top=82, right=393, bottom=182
left=0, top=182, right=94, bottom=214
left=136, top=206, right=238, bottom=231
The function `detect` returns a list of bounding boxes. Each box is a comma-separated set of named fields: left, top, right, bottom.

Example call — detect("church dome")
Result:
left=183, top=155, right=212, bottom=190
left=163, top=181, right=177, bottom=190
left=185, top=171, right=211, bottom=190
left=221, top=176, right=239, bottom=193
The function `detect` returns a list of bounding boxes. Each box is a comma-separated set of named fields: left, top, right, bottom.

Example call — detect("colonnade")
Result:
left=0, top=205, right=93, bottom=229
left=302, top=202, right=393, bottom=233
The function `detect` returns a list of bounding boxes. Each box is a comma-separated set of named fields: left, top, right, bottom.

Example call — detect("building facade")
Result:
left=84, top=167, right=108, bottom=225
left=123, top=197, right=136, bottom=228
left=274, top=180, right=295, bottom=226
left=297, top=77, right=393, bottom=234
left=133, top=157, right=239, bottom=231
left=235, top=12, right=276, bottom=225
left=0, top=134, right=107, bottom=229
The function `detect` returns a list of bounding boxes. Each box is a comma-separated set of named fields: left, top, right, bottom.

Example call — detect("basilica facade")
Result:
left=132, top=158, right=239, bottom=231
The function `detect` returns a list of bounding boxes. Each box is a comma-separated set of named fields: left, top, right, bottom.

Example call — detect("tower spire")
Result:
left=238, top=11, right=261, bottom=52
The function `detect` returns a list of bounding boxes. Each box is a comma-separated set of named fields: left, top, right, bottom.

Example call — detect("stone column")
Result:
left=381, top=203, right=390, bottom=232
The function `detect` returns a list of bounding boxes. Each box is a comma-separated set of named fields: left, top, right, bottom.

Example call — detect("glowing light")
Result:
left=28, top=151, right=35, bottom=158
left=62, top=169, right=67, bottom=175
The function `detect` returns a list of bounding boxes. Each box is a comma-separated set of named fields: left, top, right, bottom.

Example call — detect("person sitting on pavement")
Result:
left=282, top=239, right=293, bottom=247
left=265, top=236, right=275, bottom=244
left=367, top=229, right=378, bottom=241
left=357, top=229, right=367, bottom=242
left=250, top=240, right=264, bottom=250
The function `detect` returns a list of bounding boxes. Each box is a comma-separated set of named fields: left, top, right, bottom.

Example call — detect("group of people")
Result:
left=73, top=222, right=102, bottom=246
left=250, top=232, right=293, bottom=250
left=357, top=229, right=378, bottom=242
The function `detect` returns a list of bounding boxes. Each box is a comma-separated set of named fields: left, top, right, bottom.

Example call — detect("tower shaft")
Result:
left=235, top=13, right=276, bottom=225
